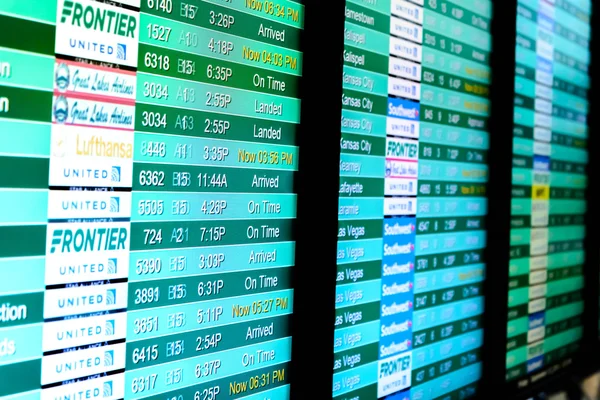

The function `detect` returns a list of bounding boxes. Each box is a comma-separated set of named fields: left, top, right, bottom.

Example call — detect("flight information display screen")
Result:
left=0, top=0, right=302, bottom=398
left=333, top=0, right=491, bottom=398
left=507, top=0, right=590, bottom=386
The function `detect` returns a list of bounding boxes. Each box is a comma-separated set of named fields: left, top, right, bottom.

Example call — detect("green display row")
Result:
left=139, top=43, right=299, bottom=98
left=510, top=215, right=586, bottom=229
left=125, top=314, right=290, bottom=370
left=135, top=102, right=298, bottom=146
left=130, top=219, right=293, bottom=250
left=128, top=361, right=290, bottom=400
left=414, top=283, right=484, bottom=311
left=514, top=125, right=588, bottom=149
left=0, top=14, right=55, bottom=56
left=141, top=0, right=302, bottom=49
left=127, top=267, right=292, bottom=310
left=515, top=63, right=588, bottom=99
left=141, top=13, right=302, bottom=76
left=132, top=163, right=295, bottom=193
left=338, top=177, right=487, bottom=198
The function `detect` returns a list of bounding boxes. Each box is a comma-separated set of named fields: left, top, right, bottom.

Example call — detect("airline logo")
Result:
left=535, top=84, right=553, bottom=101
left=48, top=190, right=132, bottom=220
left=536, top=57, right=553, bottom=75
left=529, top=312, right=545, bottom=330
left=383, top=241, right=415, bottom=256
left=533, top=171, right=550, bottom=185
left=384, top=218, right=416, bottom=237
left=43, top=283, right=128, bottom=319
left=387, top=118, right=419, bottom=139
left=49, top=158, right=133, bottom=187
left=381, top=300, right=413, bottom=317
left=390, top=16, right=423, bottom=43
left=531, top=185, right=549, bottom=200
left=41, top=343, right=125, bottom=385
left=527, top=326, right=546, bottom=343
left=382, top=262, right=414, bottom=277
left=387, top=138, right=418, bottom=159
left=530, top=228, right=549, bottom=256
left=527, top=355, right=544, bottom=373
left=389, top=37, right=422, bottom=62
left=535, top=69, right=553, bottom=88
left=46, top=222, right=129, bottom=255
left=535, top=98, right=552, bottom=115
left=386, top=159, right=418, bottom=178
left=42, top=313, right=127, bottom=351
left=45, top=251, right=128, bottom=285
left=55, top=0, right=139, bottom=67
left=537, top=6, right=555, bottom=28
left=382, top=281, right=413, bottom=296
left=533, top=155, right=550, bottom=171
left=381, top=320, right=412, bottom=337
left=528, top=298, right=547, bottom=314
left=533, top=141, right=551, bottom=156
left=377, top=352, right=412, bottom=397
left=529, top=270, right=548, bottom=285
left=384, top=198, right=417, bottom=216
left=529, top=255, right=548, bottom=271
left=40, top=374, right=125, bottom=400
left=391, top=0, right=423, bottom=24
left=52, top=95, right=135, bottom=130
left=385, top=179, right=417, bottom=196
left=389, top=57, right=421, bottom=81
left=527, top=342, right=545, bottom=360
left=534, top=112, right=552, bottom=129
left=388, top=98, right=420, bottom=120
left=529, top=284, right=547, bottom=299
left=536, top=39, right=554, bottom=61
left=388, top=77, right=421, bottom=101
left=54, top=61, right=136, bottom=100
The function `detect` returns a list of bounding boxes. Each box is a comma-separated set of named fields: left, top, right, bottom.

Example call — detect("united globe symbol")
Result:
left=53, top=96, right=69, bottom=123
left=55, top=63, right=70, bottom=91
left=385, top=160, right=392, bottom=177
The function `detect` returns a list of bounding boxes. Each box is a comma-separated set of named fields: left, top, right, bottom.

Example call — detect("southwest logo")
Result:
left=50, top=227, right=128, bottom=253
left=60, top=1, right=137, bottom=39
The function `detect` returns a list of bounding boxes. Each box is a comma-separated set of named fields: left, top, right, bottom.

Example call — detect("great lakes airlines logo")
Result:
left=52, top=95, right=135, bottom=129
left=55, top=63, right=70, bottom=91
left=54, top=61, right=137, bottom=100
left=55, top=0, right=139, bottom=67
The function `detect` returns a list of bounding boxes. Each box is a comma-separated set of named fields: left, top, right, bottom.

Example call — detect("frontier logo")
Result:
left=50, top=227, right=127, bottom=254
left=60, top=1, right=137, bottom=39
